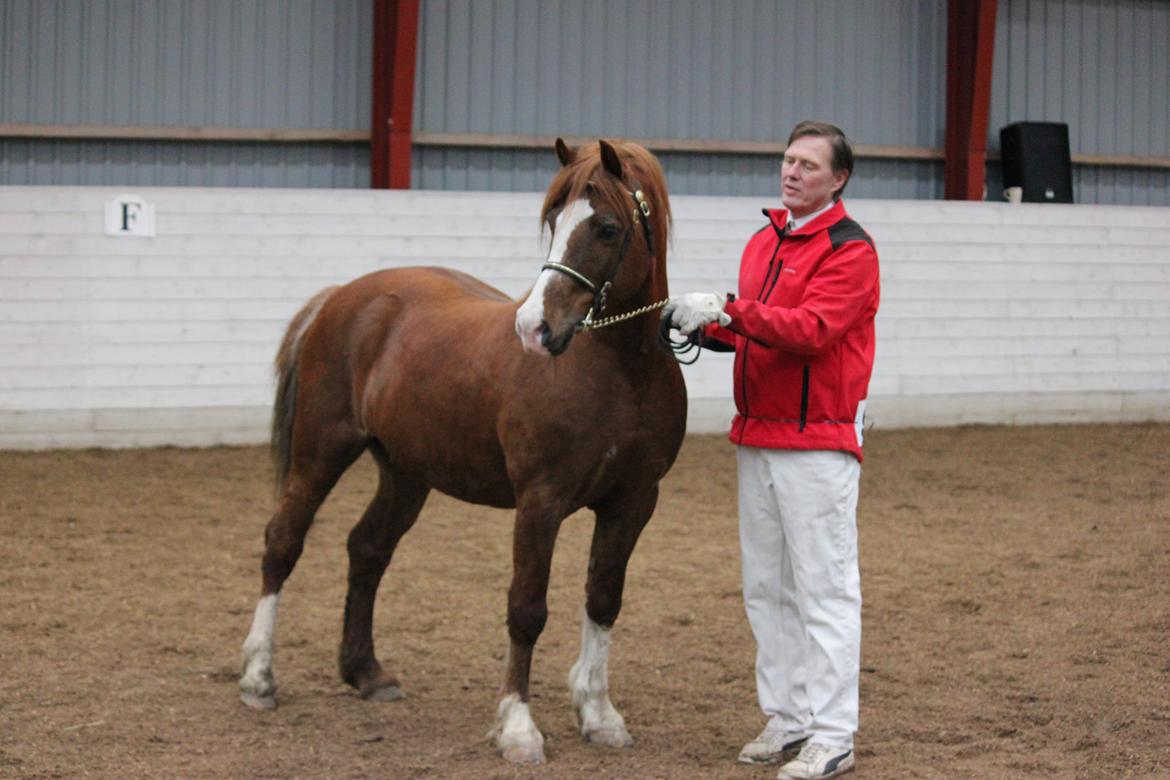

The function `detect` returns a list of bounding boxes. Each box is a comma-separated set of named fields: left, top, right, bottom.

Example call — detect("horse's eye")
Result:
left=598, top=224, right=620, bottom=241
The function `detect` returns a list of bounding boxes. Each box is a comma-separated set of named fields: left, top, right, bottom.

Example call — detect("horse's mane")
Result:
left=540, top=141, right=672, bottom=268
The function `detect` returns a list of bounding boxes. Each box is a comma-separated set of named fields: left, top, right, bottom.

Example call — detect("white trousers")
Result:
left=737, top=446, right=861, bottom=749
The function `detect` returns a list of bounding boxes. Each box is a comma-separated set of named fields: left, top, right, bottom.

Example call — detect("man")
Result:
left=663, top=121, right=879, bottom=780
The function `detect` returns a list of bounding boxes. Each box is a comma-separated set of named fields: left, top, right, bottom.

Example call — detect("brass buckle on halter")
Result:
left=634, top=189, right=651, bottom=217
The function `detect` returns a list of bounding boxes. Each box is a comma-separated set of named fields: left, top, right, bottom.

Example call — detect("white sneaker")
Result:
left=737, top=723, right=809, bottom=765
left=775, top=742, right=854, bottom=779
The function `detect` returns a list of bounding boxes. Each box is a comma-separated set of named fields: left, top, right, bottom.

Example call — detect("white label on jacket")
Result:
left=854, top=398, right=867, bottom=446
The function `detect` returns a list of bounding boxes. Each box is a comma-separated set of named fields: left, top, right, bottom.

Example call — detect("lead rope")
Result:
left=657, top=317, right=704, bottom=364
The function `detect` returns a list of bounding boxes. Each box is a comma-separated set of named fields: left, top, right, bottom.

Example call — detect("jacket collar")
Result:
left=762, top=199, right=847, bottom=237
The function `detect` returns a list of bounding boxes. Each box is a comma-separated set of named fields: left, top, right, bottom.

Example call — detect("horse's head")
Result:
left=515, top=138, right=670, bottom=356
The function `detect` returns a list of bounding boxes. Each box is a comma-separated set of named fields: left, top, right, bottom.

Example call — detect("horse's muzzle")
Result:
left=540, top=321, right=574, bottom=356
left=516, top=316, right=573, bottom=357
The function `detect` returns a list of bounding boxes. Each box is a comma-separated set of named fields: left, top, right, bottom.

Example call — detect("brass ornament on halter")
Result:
left=633, top=189, right=651, bottom=217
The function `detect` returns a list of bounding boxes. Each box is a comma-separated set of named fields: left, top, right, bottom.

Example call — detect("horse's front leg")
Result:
left=569, top=485, right=658, bottom=747
left=489, top=497, right=564, bottom=764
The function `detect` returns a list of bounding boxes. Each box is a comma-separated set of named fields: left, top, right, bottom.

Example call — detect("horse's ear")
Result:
left=555, top=137, right=576, bottom=167
left=599, top=140, right=623, bottom=179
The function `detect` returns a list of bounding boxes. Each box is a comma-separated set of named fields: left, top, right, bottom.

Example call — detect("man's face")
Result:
left=780, top=136, right=849, bottom=218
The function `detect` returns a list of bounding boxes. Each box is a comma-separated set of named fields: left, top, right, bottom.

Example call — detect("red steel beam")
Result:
left=944, top=0, right=998, bottom=200
left=371, top=0, right=419, bottom=189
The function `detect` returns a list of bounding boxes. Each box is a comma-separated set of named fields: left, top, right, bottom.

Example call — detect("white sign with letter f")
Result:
left=105, top=194, right=156, bottom=237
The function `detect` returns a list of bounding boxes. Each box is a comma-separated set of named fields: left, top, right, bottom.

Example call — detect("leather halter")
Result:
left=541, top=187, right=654, bottom=328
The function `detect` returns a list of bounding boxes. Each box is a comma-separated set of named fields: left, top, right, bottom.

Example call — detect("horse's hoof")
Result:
left=360, top=684, right=406, bottom=702
left=501, top=745, right=546, bottom=764
left=240, top=691, right=276, bottom=711
left=586, top=728, right=633, bottom=748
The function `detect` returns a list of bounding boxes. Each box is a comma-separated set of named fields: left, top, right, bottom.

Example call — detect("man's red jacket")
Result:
left=703, top=199, right=880, bottom=461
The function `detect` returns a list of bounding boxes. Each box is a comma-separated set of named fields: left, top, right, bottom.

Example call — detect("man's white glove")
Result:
left=661, top=292, right=732, bottom=336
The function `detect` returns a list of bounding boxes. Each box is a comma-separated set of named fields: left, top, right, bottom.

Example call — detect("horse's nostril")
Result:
left=539, top=322, right=551, bottom=347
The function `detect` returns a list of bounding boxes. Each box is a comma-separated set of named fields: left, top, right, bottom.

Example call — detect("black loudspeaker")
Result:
left=999, top=122, right=1073, bottom=203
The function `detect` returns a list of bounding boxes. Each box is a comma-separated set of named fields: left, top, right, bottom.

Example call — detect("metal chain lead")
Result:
left=577, top=297, right=670, bottom=331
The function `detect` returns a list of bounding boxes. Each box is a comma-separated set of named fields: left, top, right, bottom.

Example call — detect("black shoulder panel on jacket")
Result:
left=828, top=217, right=874, bottom=251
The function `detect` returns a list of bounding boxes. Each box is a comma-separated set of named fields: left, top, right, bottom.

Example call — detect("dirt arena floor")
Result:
left=2, top=423, right=1168, bottom=779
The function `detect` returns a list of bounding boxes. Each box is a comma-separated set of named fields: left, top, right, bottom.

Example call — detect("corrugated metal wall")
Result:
left=0, top=0, right=371, bottom=187
left=412, top=0, right=947, bottom=198
left=2, top=0, right=1167, bottom=203
left=987, top=0, right=1170, bottom=205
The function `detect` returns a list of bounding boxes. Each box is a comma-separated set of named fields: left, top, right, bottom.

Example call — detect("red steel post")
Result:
left=371, top=0, right=419, bottom=189
left=944, top=0, right=998, bottom=200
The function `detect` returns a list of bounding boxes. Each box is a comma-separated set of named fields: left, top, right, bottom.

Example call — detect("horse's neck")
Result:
left=600, top=257, right=669, bottom=353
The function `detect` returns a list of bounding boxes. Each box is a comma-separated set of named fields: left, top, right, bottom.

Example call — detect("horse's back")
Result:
left=294, top=266, right=516, bottom=408
left=348, top=266, right=512, bottom=306
left=305, top=265, right=517, bottom=390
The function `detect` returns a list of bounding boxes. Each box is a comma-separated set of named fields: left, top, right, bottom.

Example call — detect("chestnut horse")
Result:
left=238, top=139, right=685, bottom=764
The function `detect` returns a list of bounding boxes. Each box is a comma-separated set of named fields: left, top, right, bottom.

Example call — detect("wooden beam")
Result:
left=370, top=0, right=419, bottom=189
left=410, top=132, right=946, bottom=161
left=945, top=0, right=998, bottom=200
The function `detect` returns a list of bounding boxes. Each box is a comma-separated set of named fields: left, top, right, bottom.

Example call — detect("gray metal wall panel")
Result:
left=990, top=0, right=1170, bottom=158
left=1, top=0, right=370, bottom=187
left=414, top=0, right=946, bottom=198
left=415, top=0, right=946, bottom=145
left=0, top=0, right=371, bottom=128
left=988, top=0, right=1170, bottom=204
left=2, top=139, right=369, bottom=188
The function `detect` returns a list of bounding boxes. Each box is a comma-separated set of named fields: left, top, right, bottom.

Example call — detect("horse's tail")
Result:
left=271, top=285, right=339, bottom=496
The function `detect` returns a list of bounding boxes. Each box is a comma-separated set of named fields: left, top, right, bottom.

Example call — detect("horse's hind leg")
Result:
left=569, top=485, right=659, bottom=747
left=239, top=432, right=364, bottom=710
left=339, top=453, right=429, bottom=700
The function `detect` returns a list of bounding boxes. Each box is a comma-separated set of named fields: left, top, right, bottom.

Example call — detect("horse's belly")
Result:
left=371, top=406, right=515, bottom=508
left=418, top=440, right=516, bottom=508
left=428, top=470, right=516, bottom=508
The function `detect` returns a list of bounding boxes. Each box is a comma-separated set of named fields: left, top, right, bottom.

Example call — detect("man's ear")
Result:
left=832, top=169, right=849, bottom=198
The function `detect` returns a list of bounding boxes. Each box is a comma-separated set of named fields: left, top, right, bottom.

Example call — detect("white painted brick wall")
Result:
left=1, top=186, right=1168, bottom=449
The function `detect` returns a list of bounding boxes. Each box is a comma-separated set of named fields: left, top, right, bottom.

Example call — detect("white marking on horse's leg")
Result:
left=239, top=593, right=280, bottom=710
left=515, top=198, right=594, bottom=355
left=568, top=610, right=633, bottom=747
left=488, top=693, right=546, bottom=764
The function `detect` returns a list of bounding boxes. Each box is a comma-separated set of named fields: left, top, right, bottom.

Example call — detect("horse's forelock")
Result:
left=540, top=141, right=670, bottom=254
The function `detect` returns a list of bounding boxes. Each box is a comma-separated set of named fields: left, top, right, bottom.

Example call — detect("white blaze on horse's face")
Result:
left=515, top=198, right=595, bottom=355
